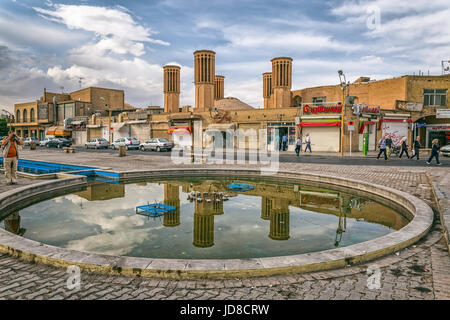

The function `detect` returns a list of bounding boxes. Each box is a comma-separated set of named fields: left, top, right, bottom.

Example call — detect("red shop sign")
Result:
left=303, top=104, right=342, bottom=115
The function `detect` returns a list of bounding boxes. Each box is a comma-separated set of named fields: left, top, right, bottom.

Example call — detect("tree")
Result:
left=0, top=118, right=9, bottom=136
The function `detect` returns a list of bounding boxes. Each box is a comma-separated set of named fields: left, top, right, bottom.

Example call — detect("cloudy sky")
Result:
left=0, top=0, right=449, bottom=112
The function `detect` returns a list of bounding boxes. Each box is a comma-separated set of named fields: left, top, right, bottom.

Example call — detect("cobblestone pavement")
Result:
left=0, top=151, right=449, bottom=300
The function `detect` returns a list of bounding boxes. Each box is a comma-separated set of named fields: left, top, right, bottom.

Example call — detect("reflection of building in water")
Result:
left=3, top=212, right=26, bottom=236
left=75, top=181, right=125, bottom=201
left=163, top=184, right=180, bottom=227
left=261, top=196, right=272, bottom=220
left=269, top=198, right=290, bottom=240
left=193, top=193, right=216, bottom=248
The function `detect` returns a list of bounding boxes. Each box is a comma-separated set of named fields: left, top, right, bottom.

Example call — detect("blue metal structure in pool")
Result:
left=226, top=183, right=255, bottom=192
left=136, top=203, right=176, bottom=219
left=0, top=158, right=119, bottom=181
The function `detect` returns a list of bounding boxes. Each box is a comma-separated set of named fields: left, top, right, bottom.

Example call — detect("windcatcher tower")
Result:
left=271, top=57, right=292, bottom=108
left=194, top=50, right=215, bottom=111
left=163, top=65, right=180, bottom=113
left=214, top=75, right=225, bottom=101
left=263, top=72, right=273, bottom=109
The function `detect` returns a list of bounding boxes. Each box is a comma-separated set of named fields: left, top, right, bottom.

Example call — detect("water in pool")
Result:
left=1, top=177, right=410, bottom=259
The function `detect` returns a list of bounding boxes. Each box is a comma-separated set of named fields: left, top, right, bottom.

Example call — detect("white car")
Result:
left=139, top=138, right=174, bottom=152
left=39, top=137, right=53, bottom=147
left=85, top=138, right=109, bottom=149
left=441, top=144, right=450, bottom=157
left=111, top=137, right=140, bottom=150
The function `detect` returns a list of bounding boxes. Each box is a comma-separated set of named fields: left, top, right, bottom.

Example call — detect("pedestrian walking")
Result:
left=410, top=136, right=421, bottom=160
left=304, top=134, right=312, bottom=153
left=282, top=134, right=288, bottom=151
left=376, top=135, right=388, bottom=161
left=398, top=137, right=410, bottom=159
left=1, top=131, right=24, bottom=185
left=385, top=135, right=393, bottom=158
left=427, top=139, right=442, bottom=165
left=295, top=137, right=302, bottom=156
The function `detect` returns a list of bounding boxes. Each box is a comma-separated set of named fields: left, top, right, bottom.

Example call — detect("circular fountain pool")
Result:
left=1, top=176, right=411, bottom=260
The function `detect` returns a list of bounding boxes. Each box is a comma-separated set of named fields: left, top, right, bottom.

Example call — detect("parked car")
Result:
left=46, top=138, right=72, bottom=148
left=139, top=138, right=174, bottom=152
left=40, top=137, right=54, bottom=147
left=85, top=138, right=109, bottom=149
left=441, top=144, right=450, bottom=157
left=111, top=137, right=140, bottom=150
left=23, top=137, right=40, bottom=146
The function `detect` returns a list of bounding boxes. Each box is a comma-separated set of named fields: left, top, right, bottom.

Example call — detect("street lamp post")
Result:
left=338, top=70, right=349, bottom=157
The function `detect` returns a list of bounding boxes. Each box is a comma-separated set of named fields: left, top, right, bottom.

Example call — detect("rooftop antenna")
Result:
left=60, top=86, right=64, bottom=94
left=78, top=77, right=84, bottom=89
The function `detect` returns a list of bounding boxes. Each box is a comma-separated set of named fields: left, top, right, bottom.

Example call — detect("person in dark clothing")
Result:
left=427, top=139, right=441, bottom=165
left=385, top=135, right=393, bottom=158
left=398, top=137, right=410, bottom=159
left=295, top=137, right=302, bottom=156
left=410, top=136, right=421, bottom=160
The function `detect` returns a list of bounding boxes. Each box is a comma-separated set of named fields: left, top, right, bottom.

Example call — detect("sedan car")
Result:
left=23, top=137, right=40, bottom=146
left=46, top=138, right=72, bottom=148
left=441, top=144, right=450, bottom=157
left=139, top=138, right=174, bottom=152
left=85, top=138, right=109, bottom=149
left=39, top=137, right=53, bottom=147
left=111, top=137, right=140, bottom=150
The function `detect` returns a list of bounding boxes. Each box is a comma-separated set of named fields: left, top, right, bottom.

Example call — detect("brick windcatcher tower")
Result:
left=163, top=65, right=180, bottom=113
left=214, top=75, right=225, bottom=101
left=271, top=57, right=292, bottom=108
left=263, top=72, right=273, bottom=109
left=194, top=50, right=215, bottom=111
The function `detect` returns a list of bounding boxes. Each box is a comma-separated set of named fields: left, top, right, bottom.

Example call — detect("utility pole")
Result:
left=338, top=70, right=349, bottom=157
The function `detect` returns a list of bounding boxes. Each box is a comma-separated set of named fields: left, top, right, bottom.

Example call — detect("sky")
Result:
left=0, top=0, right=449, bottom=113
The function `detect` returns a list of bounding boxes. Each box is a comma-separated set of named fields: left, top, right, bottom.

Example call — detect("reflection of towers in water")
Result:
left=3, top=212, right=26, bottom=236
left=192, top=191, right=224, bottom=248
left=163, top=184, right=180, bottom=227
left=268, top=198, right=290, bottom=240
left=261, top=196, right=272, bottom=220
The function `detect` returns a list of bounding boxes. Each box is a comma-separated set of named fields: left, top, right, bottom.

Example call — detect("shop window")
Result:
left=423, top=89, right=447, bottom=106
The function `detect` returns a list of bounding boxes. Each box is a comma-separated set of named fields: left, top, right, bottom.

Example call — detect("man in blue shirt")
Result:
left=282, top=135, right=288, bottom=151
left=376, top=135, right=388, bottom=161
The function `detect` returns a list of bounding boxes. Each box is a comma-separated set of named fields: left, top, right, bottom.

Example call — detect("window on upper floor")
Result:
left=423, top=89, right=447, bottom=106
left=312, top=96, right=326, bottom=105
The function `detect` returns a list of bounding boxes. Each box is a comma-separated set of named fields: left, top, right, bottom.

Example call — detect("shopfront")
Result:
left=426, top=124, right=450, bottom=148
left=298, top=103, right=342, bottom=152
left=267, top=122, right=296, bottom=151
left=354, top=105, right=381, bottom=151
left=380, top=114, right=412, bottom=146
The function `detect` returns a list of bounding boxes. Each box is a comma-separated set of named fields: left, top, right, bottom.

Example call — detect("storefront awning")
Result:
left=205, top=123, right=236, bottom=131
left=167, top=126, right=192, bottom=134
left=46, top=126, right=71, bottom=136
left=359, top=121, right=376, bottom=134
left=111, top=123, right=127, bottom=130
left=379, top=118, right=412, bottom=129
left=298, top=122, right=341, bottom=127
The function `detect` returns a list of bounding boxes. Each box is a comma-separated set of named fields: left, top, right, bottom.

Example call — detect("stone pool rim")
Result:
left=0, top=168, right=434, bottom=278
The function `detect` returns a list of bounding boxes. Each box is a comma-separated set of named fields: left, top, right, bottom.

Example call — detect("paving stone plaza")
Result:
left=0, top=149, right=449, bottom=300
